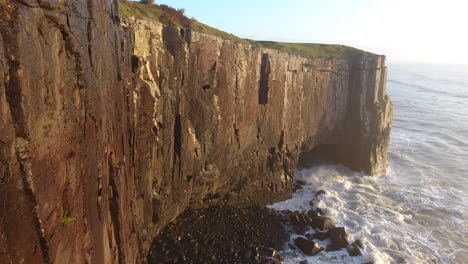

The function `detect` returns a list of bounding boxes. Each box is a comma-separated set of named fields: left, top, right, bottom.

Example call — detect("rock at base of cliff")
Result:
left=310, top=216, right=332, bottom=230
left=294, top=237, right=323, bottom=256
left=147, top=206, right=288, bottom=263
left=328, top=227, right=349, bottom=248
left=347, top=240, right=363, bottom=256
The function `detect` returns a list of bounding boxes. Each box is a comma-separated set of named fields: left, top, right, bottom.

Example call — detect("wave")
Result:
left=269, top=165, right=468, bottom=264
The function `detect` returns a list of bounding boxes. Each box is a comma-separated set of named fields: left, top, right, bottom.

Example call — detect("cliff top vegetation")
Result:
left=119, top=1, right=372, bottom=59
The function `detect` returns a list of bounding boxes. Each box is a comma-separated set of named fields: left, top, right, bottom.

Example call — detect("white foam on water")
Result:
left=268, top=164, right=463, bottom=264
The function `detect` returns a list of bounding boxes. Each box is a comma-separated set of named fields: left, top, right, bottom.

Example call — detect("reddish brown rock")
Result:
left=0, top=0, right=392, bottom=263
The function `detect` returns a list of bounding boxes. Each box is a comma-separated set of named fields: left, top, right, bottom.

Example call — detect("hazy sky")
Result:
left=145, top=0, right=468, bottom=64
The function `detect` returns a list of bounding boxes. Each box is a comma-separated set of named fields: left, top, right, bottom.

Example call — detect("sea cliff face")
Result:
left=0, top=1, right=392, bottom=263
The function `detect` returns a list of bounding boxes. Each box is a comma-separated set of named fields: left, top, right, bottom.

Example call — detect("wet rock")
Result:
left=310, top=216, right=332, bottom=230
left=309, top=199, right=316, bottom=207
left=288, top=242, right=297, bottom=250
left=316, top=208, right=325, bottom=216
left=299, top=260, right=309, bottom=264
left=328, top=227, right=349, bottom=248
left=290, top=212, right=312, bottom=226
left=280, top=209, right=293, bottom=216
left=326, top=243, right=343, bottom=252
left=347, top=240, right=363, bottom=256
left=294, top=237, right=323, bottom=256
left=296, top=180, right=307, bottom=186
left=293, top=184, right=303, bottom=192
left=306, top=210, right=319, bottom=218
left=311, top=232, right=328, bottom=241
left=315, top=190, right=326, bottom=197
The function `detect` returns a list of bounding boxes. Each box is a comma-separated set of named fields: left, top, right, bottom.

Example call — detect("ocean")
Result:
left=270, top=62, right=468, bottom=263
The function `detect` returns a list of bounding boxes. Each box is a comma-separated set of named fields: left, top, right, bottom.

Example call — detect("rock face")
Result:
left=0, top=1, right=392, bottom=263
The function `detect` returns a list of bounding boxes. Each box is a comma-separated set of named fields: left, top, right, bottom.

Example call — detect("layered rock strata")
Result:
left=0, top=1, right=392, bottom=263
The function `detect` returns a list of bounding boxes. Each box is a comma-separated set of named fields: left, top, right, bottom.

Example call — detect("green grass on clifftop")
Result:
left=255, top=41, right=371, bottom=60
left=119, top=1, right=372, bottom=59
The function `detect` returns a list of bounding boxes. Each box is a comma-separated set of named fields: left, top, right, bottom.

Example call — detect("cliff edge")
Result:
left=0, top=1, right=392, bottom=263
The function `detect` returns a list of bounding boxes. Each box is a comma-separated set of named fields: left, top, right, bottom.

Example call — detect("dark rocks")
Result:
left=147, top=206, right=288, bottom=263
left=258, top=257, right=281, bottom=264
left=316, top=208, right=325, bottom=216
left=294, top=237, right=323, bottom=256
left=280, top=209, right=293, bottom=216
left=326, top=243, right=344, bottom=252
left=328, top=227, right=349, bottom=248
left=315, top=190, right=326, bottom=197
left=263, top=248, right=277, bottom=257
left=306, top=210, right=319, bottom=218
left=347, top=240, right=363, bottom=256
left=310, top=216, right=333, bottom=230
left=293, top=181, right=308, bottom=192
left=299, top=261, right=309, bottom=264
left=293, top=184, right=303, bottom=192
left=306, top=231, right=329, bottom=241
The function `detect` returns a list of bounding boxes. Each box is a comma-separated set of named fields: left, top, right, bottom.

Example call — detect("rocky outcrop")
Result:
left=0, top=1, right=392, bottom=263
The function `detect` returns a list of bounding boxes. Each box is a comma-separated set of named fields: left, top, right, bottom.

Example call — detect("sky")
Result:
left=139, top=0, right=468, bottom=65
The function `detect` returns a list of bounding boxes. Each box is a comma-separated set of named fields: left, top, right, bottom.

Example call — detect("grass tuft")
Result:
left=61, top=215, right=76, bottom=226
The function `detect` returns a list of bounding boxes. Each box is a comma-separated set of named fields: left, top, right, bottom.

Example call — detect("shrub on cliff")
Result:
left=159, top=5, right=191, bottom=28
left=140, top=0, right=155, bottom=5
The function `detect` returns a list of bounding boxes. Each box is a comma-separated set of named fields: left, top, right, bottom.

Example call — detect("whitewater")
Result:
left=270, top=62, right=468, bottom=264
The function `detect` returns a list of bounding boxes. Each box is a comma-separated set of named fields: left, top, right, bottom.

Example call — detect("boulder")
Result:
left=296, top=180, right=307, bottom=185
left=290, top=212, right=312, bottom=226
left=328, top=227, right=349, bottom=248
left=294, top=237, right=323, bottom=256
left=347, top=240, right=363, bottom=256
left=299, top=260, right=309, bottom=264
left=316, top=208, right=325, bottom=216
left=326, top=243, right=343, bottom=252
left=293, top=184, right=303, bottom=192
left=310, top=216, right=332, bottom=230
left=315, top=190, right=326, bottom=197
left=306, top=210, right=319, bottom=218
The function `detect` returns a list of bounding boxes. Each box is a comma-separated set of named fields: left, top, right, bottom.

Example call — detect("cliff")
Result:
left=0, top=1, right=392, bottom=263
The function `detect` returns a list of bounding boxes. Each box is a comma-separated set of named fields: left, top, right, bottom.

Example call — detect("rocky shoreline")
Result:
left=147, top=181, right=364, bottom=263
left=147, top=206, right=289, bottom=264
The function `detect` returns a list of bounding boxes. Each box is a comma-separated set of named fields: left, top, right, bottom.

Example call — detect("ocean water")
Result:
left=270, top=62, right=468, bottom=263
